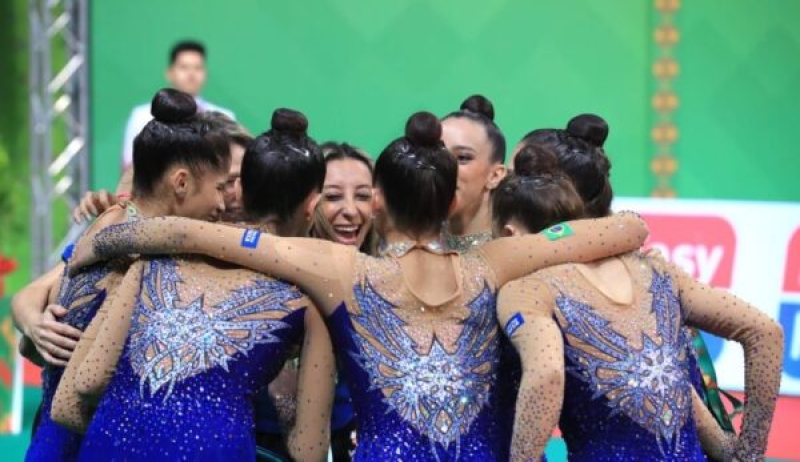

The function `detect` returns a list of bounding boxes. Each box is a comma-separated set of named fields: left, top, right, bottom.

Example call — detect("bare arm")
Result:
left=287, top=305, right=336, bottom=461
left=496, top=278, right=564, bottom=461
left=13, top=264, right=83, bottom=367
left=481, top=212, right=648, bottom=286
left=11, top=264, right=61, bottom=333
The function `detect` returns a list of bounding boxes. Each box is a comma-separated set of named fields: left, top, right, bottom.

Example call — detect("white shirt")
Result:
left=122, top=97, right=235, bottom=168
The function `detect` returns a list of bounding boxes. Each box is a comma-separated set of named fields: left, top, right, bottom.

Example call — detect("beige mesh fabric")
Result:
left=496, top=252, right=782, bottom=461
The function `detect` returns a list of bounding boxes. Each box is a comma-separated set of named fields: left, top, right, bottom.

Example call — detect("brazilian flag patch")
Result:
left=542, top=222, right=574, bottom=241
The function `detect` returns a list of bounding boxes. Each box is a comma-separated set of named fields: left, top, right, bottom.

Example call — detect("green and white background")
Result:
left=1, top=0, right=798, bottom=460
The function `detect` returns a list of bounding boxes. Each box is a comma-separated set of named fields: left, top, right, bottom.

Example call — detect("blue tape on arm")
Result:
left=241, top=229, right=262, bottom=249
left=504, top=312, right=526, bottom=337
left=61, top=243, right=76, bottom=263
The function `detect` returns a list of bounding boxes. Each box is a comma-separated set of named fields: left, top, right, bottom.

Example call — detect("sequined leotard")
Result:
left=53, top=256, right=334, bottom=462
left=26, top=207, right=133, bottom=462
left=497, top=252, right=782, bottom=461
left=65, top=212, right=648, bottom=461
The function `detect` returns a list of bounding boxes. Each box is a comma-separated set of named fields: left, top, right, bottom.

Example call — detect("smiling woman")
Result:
left=311, top=142, right=376, bottom=255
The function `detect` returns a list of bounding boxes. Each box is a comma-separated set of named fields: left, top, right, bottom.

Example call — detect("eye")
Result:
left=457, top=154, right=472, bottom=164
left=356, top=193, right=372, bottom=201
left=324, top=194, right=343, bottom=201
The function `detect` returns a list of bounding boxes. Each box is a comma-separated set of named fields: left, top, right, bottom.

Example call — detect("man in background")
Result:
left=121, top=40, right=235, bottom=169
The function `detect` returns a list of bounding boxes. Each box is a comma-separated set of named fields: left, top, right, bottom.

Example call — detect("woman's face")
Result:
left=222, top=142, right=246, bottom=222
left=318, top=158, right=374, bottom=247
left=441, top=117, right=500, bottom=219
left=174, top=166, right=228, bottom=222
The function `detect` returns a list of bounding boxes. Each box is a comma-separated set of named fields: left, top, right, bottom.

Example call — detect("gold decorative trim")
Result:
left=651, top=0, right=681, bottom=198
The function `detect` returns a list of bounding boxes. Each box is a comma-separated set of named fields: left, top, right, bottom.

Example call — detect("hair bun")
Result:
left=405, top=111, right=442, bottom=147
left=271, top=108, right=309, bottom=136
left=151, top=88, right=197, bottom=123
left=566, top=113, right=608, bottom=148
left=514, top=144, right=561, bottom=177
left=460, top=94, right=495, bottom=121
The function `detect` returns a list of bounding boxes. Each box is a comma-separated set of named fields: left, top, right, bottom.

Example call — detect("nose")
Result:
left=341, top=198, right=358, bottom=219
left=217, top=192, right=226, bottom=213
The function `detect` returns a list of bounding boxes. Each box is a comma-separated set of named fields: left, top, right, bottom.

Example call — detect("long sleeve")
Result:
left=287, top=305, right=336, bottom=461
left=50, top=261, right=143, bottom=432
left=74, top=261, right=144, bottom=398
left=497, top=277, right=564, bottom=461
left=72, top=217, right=355, bottom=314
left=674, top=264, right=783, bottom=461
left=692, top=388, right=735, bottom=461
left=481, top=212, right=648, bottom=286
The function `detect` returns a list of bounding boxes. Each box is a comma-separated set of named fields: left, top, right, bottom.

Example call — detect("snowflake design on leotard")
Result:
left=57, top=264, right=112, bottom=331
left=557, top=269, right=692, bottom=456
left=129, top=258, right=302, bottom=400
left=351, top=280, right=498, bottom=461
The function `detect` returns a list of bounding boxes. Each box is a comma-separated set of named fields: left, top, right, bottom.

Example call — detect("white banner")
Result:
left=613, top=198, right=800, bottom=396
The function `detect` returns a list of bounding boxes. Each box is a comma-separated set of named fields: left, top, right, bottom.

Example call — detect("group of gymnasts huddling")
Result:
left=13, top=88, right=783, bottom=462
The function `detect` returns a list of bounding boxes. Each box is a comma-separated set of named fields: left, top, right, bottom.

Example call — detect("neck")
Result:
left=449, top=194, right=492, bottom=236
left=383, top=228, right=441, bottom=245
left=130, top=194, right=172, bottom=218
left=247, top=215, right=287, bottom=237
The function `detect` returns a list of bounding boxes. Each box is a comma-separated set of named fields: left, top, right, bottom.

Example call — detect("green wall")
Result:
left=675, top=2, right=800, bottom=201
left=90, top=0, right=652, bottom=197
left=89, top=0, right=799, bottom=201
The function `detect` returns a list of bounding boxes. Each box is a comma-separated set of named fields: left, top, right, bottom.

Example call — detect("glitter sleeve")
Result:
left=73, top=217, right=357, bottom=314
left=671, top=263, right=783, bottom=461
left=496, top=276, right=563, bottom=461
left=480, top=212, right=648, bottom=286
left=51, top=260, right=144, bottom=432
left=691, top=388, right=735, bottom=461
left=287, top=305, right=336, bottom=461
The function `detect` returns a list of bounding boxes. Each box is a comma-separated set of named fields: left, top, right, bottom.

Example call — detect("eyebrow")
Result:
left=449, top=145, right=476, bottom=153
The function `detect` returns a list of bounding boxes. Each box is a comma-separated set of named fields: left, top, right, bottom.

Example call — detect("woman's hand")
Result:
left=25, top=304, right=82, bottom=367
left=72, top=190, right=118, bottom=224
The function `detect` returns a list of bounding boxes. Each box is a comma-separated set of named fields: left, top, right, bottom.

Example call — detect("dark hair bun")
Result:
left=566, top=113, right=608, bottom=148
left=460, top=94, right=495, bottom=121
left=514, top=144, right=561, bottom=177
left=271, top=108, right=309, bottom=136
left=151, top=88, right=197, bottom=123
left=405, top=111, right=442, bottom=147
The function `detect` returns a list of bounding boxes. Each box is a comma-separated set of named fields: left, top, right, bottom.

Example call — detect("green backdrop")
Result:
left=89, top=0, right=800, bottom=203
left=2, top=1, right=800, bottom=459
left=90, top=0, right=655, bottom=195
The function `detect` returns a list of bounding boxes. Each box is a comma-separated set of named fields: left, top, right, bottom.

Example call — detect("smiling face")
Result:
left=317, top=158, right=374, bottom=247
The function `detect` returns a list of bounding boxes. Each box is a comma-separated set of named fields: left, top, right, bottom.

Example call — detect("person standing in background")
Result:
left=121, top=40, right=235, bottom=170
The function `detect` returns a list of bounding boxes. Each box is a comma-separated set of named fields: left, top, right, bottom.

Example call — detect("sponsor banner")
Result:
left=613, top=198, right=800, bottom=396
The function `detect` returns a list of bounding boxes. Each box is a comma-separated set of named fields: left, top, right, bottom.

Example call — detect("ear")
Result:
left=170, top=168, right=190, bottom=199
left=306, top=191, right=321, bottom=218
left=502, top=223, right=519, bottom=237
left=372, top=187, right=385, bottom=213
left=447, top=194, right=460, bottom=217
left=486, top=163, right=508, bottom=191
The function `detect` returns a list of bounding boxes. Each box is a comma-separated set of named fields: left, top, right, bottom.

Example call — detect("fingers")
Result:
left=39, top=326, right=79, bottom=350
left=46, top=304, right=70, bottom=318
left=73, top=190, right=114, bottom=223
left=38, top=348, right=68, bottom=367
